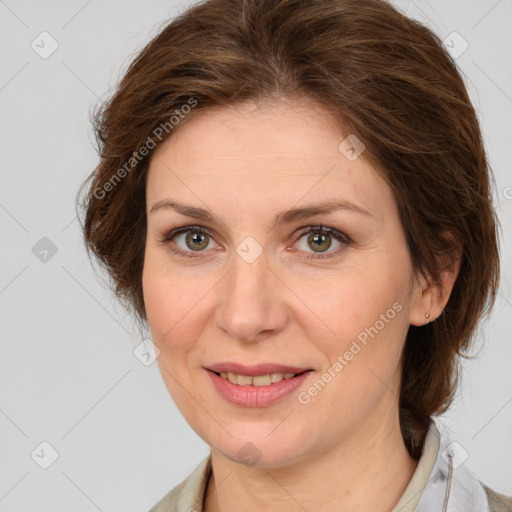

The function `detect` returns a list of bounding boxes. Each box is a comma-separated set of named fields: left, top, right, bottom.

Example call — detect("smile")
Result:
left=215, top=371, right=306, bottom=386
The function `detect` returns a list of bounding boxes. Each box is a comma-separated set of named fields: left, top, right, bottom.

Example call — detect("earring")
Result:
left=425, top=313, right=430, bottom=325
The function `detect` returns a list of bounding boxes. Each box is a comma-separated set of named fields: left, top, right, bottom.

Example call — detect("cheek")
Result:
left=142, top=266, right=200, bottom=409
left=142, top=259, right=215, bottom=365
left=142, top=270, right=171, bottom=336
left=311, top=267, right=400, bottom=325
left=142, top=260, right=190, bottom=351
left=306, top=262, right=409, bottom=368
left=302, top=275, right=407, bottom=423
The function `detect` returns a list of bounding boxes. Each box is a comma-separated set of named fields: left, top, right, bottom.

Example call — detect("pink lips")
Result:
left=206, top=367, right=313, bottom=407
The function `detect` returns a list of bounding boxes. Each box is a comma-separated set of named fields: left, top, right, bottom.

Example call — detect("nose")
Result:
left=215, top=249, right=288, bottom=343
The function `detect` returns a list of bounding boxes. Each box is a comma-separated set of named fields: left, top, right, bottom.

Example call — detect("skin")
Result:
left=142, top=96, right=460, bottom=512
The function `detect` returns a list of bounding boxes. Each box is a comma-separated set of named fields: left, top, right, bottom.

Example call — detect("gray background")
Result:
left=0, top=0, right=511, bottom=510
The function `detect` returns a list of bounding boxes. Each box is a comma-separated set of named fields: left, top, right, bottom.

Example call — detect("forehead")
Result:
left=152, top=99, right=346, bottom=168
left=147, top=99, right=394, bottom=221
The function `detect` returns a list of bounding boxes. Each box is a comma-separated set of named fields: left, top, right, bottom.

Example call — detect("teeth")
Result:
left=220, top=371, right=298, bottom=386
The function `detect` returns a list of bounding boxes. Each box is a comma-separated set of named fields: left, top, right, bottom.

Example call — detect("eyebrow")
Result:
left=149, top=198, right=372, bottom=229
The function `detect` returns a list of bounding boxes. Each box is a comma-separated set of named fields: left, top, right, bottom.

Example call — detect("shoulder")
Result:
left=482, top=483, right=512, bottom=512
left=147, top=479, right=186, bottom=512
left=146, top=454, right=212, bottom=512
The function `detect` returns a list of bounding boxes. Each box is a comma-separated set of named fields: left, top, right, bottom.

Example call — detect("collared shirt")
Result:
left=148, top=418, right=512, bottom=512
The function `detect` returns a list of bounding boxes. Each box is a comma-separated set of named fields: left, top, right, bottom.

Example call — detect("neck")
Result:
left=203, top=407, right=419, bottom=512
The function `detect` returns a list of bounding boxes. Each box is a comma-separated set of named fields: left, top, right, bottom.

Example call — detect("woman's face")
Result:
left=143, top=98, right=426, bottom=467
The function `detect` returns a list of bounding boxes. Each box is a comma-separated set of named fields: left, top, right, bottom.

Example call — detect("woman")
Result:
left=76, top=0, right=511, bottom=510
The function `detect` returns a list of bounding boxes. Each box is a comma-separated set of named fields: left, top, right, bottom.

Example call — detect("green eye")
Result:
left=294, top=225, right=351, bottom=260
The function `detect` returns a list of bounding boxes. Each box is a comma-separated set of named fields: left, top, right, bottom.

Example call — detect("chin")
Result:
left=209, top=429, right=310, bottom=469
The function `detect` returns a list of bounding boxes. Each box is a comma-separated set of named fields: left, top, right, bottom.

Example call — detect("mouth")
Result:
left=206, top=368, right=314, bottom=407
left=208, top=369, right=312, bottom=387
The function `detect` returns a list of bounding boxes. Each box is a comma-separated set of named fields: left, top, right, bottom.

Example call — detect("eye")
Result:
left=293, top=224, right=351, bottom=260
left=159, top=226, right=217, bottom=259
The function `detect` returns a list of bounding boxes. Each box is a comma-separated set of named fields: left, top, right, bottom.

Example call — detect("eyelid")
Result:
left=292, top=225, right=351, bottom=244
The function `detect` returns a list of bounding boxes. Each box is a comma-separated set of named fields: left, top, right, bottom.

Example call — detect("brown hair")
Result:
left=76, top=0, right=501, bottom=459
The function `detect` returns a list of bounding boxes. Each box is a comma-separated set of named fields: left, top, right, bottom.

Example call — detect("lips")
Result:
left=207, top=367, right=313, bottom=407
left=205, top=362, right=312, bottom=377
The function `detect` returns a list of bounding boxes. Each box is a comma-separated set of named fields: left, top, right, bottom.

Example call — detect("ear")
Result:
left=408, top=231, right=463, bottom=327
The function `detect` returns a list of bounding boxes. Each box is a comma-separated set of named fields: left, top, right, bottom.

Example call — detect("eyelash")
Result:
left=158, top=224, right=352, bottom=261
